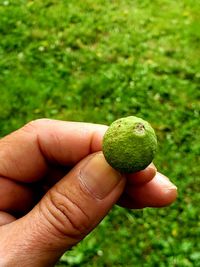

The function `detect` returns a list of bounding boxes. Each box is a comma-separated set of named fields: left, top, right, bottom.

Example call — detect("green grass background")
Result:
left=0, top=0, right=200, bottom=266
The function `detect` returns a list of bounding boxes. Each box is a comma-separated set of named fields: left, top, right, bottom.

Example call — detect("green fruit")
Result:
left=102, top=116, right=157, bottom=173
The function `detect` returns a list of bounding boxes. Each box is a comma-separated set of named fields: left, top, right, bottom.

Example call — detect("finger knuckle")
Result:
left=22, top=119, right=52, bottom=133
left=46, top=187, right=91, bottom=239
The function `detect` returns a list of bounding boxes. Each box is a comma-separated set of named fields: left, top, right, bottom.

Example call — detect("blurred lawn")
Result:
left=0, top=0, right=200, bottom=266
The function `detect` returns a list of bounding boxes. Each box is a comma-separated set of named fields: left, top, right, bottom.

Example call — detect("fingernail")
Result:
left=79, top=152, right=123, bottom=199
left=156, top=172, right=177, bottom=190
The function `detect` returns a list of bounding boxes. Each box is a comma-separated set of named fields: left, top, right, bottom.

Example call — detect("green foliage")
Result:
left=0, top=0, right=199, bottom=266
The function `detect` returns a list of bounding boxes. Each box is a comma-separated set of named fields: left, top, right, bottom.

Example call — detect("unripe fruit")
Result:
left=102, top=116, right=157, bottom=173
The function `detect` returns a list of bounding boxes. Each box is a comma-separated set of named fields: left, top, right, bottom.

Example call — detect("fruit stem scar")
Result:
left=134, top=122, right=145, bottom=134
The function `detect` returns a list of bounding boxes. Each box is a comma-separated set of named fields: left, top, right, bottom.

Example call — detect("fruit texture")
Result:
left=102, top=116, right=157, bottom=173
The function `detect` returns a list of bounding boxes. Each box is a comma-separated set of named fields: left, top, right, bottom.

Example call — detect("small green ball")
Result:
left=102, top=116, right=157, bottom=173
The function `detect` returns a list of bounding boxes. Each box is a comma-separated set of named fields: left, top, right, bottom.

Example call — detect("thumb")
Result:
left=9, top=152, right=125, bottom=266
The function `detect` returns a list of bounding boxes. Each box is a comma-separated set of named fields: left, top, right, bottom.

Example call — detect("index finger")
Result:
left=0, top=119, right=108, bottom=183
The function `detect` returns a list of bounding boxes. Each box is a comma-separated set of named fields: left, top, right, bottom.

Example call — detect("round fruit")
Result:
left=102, top=116, right=157, bottom=173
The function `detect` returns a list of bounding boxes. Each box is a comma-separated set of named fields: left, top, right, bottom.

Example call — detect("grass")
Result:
left=0, top=0, right=200, bottom=266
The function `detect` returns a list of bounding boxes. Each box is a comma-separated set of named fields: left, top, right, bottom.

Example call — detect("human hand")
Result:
left=0, top=119, right=177, bottom=267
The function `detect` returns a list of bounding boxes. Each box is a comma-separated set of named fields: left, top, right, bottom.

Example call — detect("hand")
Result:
left=0, top=119, right=177, bottom=267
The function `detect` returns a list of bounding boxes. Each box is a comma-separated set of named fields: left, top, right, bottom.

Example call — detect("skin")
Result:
left=0, top=119, right=177, bottom=267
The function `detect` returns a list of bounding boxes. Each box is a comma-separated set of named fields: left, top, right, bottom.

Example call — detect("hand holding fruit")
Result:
left=0, top=119, right=177, bottom=267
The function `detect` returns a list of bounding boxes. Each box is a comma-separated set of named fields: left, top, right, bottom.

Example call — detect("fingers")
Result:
left=0, top=119, right=108, bottom=182
left=0, top=152, right=125, bottom=266
left=0, top=160, right=174, bottom=213
left=0, top=177, right=35, bottom=214
left=119, top=172, right=177, bottom=209
left=0, top=165, right=71, bottom=214
left=126, top=163, right=157, bottom=185
left=0, top=150, right=177, bottom=266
